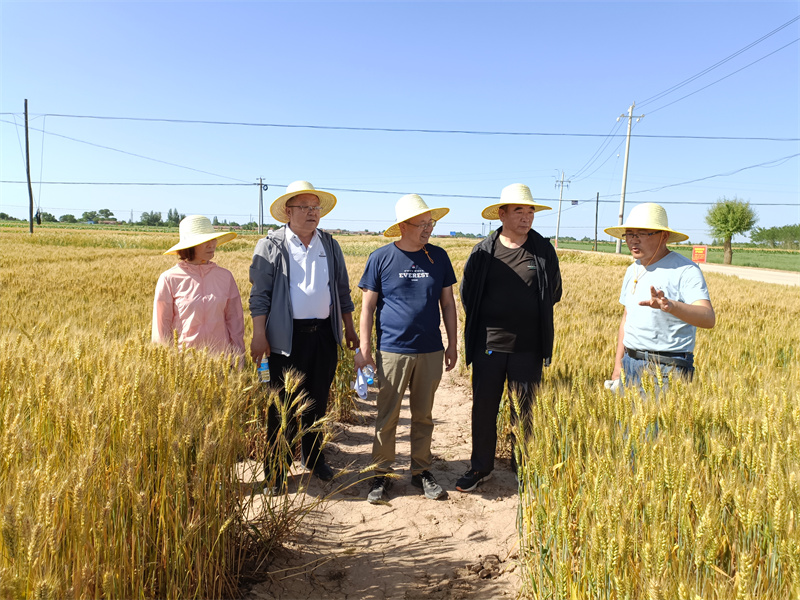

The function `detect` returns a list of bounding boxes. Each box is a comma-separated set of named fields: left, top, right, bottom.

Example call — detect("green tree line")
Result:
left=750, top=224, right=799, bottom=249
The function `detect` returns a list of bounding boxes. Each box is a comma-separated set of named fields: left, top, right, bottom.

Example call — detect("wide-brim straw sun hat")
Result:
left=481, top=183, right=552, bottom=220
left=383, top=194, right=450, bottom=238
left=270, top=180, right=337, bottom=223
left=164, top=215, right=237, bottom=255
left=604, top=202, right=688, bottom=244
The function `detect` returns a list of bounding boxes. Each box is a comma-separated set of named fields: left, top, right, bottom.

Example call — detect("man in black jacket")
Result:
left=457, top=183, right=562, bottom=492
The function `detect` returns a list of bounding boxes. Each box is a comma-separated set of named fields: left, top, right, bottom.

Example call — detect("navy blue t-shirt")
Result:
left=359, top=243, right=457, bottom=354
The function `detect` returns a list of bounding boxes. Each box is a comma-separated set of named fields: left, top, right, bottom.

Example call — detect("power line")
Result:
left=568, top=119, right=625, bottom=181
left=638, top=15, right=800, bottom=108
left=0, top=118, right=251, bottom=183
left=646, top=38, right=800, bottom=115
left=0, top=181, right=252, bottom=186
left=3, top=147, right=798, bottom=208
left=1, top=114, right=796, bottom=142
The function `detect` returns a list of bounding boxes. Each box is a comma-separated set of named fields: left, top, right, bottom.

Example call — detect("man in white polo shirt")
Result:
left=250, top=181, right=358, bottom=492
left=605, top=202, right=716, bottom=391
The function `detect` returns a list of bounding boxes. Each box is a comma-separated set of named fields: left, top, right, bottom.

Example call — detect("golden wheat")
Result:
left=1, top=227, right=797, bottom=599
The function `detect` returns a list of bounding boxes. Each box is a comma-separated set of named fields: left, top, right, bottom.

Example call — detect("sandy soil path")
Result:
left=243, top=370, right=523, bottom=600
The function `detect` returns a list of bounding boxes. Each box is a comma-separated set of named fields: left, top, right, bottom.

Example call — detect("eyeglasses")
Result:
left=406, top=220, right=437, bottom=230
left=286, top=205, right=322, bottom=213
left=623, top=231, right=660, bottom=242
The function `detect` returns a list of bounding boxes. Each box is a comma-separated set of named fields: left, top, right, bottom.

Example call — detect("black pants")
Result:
left=266, top=318, right=338, bottom=472
left=470, top=350, right=543, bottom=473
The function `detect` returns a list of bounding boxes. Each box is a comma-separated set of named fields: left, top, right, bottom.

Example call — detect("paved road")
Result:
left=697, top=262, right=799, bottom=287
left=563, top=249, right=799, bottom=287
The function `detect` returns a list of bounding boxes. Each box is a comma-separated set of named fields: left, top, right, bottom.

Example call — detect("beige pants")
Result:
left=372, top=350, right=444, bottom=475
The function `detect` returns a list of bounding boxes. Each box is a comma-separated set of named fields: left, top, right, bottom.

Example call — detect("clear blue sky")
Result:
left=2, top=1, right=798, bottom=242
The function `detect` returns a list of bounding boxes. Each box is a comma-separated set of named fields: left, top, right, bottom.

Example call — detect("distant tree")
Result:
left=751, top=224, right=799, bottom=250
left=40, top=211, right=58, bottom=222
left=705, top=196, right=758, bottom=265
left=228, top=221, right=240, bottom=227
left=98, top=208, right=115, bottom=220
left=166, top=208, right=185, bottom=226
left=60, top=214, right=77, bottom=223
left=0, top=212, right=19, bottom=221
left=140, top=211, right=164, bottom=226
left=212, top=216, right=220, bottom=226
left=82, top=210, right=99, bottom=223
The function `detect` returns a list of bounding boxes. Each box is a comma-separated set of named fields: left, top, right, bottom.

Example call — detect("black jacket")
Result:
left=461, top=227, right=562, bottom=366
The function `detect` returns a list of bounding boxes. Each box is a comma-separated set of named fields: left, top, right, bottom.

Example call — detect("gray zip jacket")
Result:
left=249, top=226, right=355, bottom=357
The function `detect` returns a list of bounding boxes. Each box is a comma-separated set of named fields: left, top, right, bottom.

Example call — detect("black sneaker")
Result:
left=263, top=469, right=287, bottom=496
left=455, top=469, right=492, bottom=492
left=311, top=462, right=335, bottom=482
left=367, top=475, right=392, bottom=504
left=411, top=470, right=446, bottom=500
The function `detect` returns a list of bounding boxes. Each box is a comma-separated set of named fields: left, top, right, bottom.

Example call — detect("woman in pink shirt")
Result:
left=152, top=215, right=245, bottom=355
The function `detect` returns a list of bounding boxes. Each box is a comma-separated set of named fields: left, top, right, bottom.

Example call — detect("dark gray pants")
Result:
left=267, top=318, right=337, bottom=472
left=470, top=350, right=542, bottom=473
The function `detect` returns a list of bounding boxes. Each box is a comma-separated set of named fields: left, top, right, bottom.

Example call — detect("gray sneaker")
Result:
left=367, top=476, right=392, bottom=504
left=411, top=470, right=446, bottom=500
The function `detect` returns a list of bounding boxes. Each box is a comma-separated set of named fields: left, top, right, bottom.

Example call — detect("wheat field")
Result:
left=1, top=227, right=797, bottom=599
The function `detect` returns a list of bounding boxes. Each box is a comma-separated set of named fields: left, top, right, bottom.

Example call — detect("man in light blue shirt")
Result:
left=605, top=203, right=716, bottom=389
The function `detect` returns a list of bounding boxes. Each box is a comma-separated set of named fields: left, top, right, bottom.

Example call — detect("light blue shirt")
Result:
left=620, top=251, right=710, bottom=353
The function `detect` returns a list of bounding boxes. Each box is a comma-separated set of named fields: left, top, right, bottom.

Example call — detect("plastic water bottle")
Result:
left=355, top=349, right=375, bottom=385
left=363, top=364, right=376, bottom=385
left=258, top=358, right=270, bottom=383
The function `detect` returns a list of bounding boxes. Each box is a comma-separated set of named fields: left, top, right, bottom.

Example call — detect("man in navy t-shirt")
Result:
left=356, top=194, right=458, bottom=504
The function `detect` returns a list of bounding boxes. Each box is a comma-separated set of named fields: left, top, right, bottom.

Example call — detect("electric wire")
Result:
left=568, top=118, right=625, bottom=181
left=1, top=114, right=795, bottom=142
left=0, top=118, right=251, bottom=183
left=638, top=15, right=800, bottom=109
left=3, top=151, right=797, bottom=207
left=646, top=38, right=800, bottom=115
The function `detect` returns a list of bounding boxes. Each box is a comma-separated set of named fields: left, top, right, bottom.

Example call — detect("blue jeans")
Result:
left=621, top=352, right=694, bottom=394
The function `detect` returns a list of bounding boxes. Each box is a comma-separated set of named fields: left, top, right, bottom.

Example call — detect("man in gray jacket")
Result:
left=250, top=180, right=358, bottom=491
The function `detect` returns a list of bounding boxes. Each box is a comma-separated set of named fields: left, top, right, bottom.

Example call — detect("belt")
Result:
left=294, top=317, right=330, bottom=334
left=625, top=347, right=693, bottom=367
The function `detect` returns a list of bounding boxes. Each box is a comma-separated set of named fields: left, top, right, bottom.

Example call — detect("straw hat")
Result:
left=164, top=215, right=237, bottom=255
left=270, top=180, right=337, bottom=223
left=604, top=202, right=688, bottom=243
left=383, top=194, right=450, bottom=238
left=481, top=183, right=552, bottom=220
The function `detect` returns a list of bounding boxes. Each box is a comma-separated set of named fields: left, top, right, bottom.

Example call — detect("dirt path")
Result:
left=243, top=371, right=523, bottom=600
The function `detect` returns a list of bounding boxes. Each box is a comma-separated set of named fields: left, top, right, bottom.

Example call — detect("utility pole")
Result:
left=24, top=100, right=34, bottom=234
left=554, top=170, right=570, bottom=249
left=615, top=102, right=645, bottom=253
left=258, top=178, right=264, bottom=235
left=594, top=192, right=599, bottom=251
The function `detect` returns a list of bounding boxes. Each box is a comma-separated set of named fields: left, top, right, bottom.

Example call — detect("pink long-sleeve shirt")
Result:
left=152, top=261, right=245, bottom=355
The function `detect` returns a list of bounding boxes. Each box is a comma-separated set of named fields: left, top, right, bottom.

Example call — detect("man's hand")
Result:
left=640, top=286, right=673, bottom=312
left=344, top=327, right=359, bottom=351
left=354, top=348, right=375, bottom=371
left=250, top=331, right=270, bottom=364
left=444, top=344, right=457, bottom=372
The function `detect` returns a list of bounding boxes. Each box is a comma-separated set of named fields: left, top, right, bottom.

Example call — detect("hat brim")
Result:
left=383, top=207, right=450, bottom=238
left=270, top=188, right=337, bottom=223
left=164, top=231, right=238, bottom=255
left=481, top=202, right=551, bottom=220
left=603, top=226, right=688, bottom=244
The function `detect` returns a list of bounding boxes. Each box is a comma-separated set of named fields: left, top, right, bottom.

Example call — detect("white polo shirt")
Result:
left=286, top=226, right=331, bottom=319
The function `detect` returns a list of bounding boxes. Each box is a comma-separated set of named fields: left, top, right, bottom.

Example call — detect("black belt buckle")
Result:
left=626, top=347, right=691, bottom=367
left=295, top=318, right=327, bottom=334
